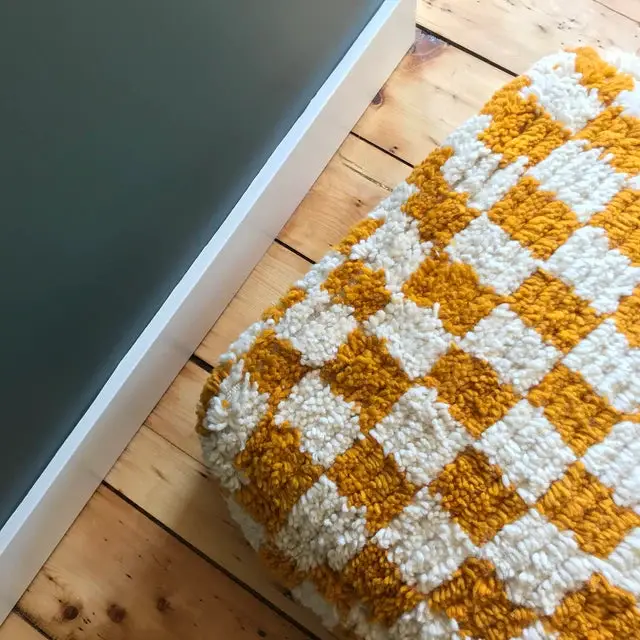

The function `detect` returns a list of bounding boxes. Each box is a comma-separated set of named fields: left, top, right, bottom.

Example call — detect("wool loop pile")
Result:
left=198, top=48, right=640, bottom=639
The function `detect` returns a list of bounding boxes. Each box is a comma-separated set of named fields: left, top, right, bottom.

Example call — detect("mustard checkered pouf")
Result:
left=197, top=48, right=640, bottom=639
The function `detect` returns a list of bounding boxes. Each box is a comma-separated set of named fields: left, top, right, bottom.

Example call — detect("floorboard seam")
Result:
left=274, top=238, right=316, bottom=265
left=13, top=608, right=56, bottom=640
left=102, top=482, right=328, bottom=640
left=416, top=23, right=517, bottom=77
left=350, top=131, right=414, bottom=169
left=189, top=354, right=213, bottom=373
left=591, top=0, right=639, bottom=23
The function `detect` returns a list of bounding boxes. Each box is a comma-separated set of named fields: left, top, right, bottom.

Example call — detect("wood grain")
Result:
left=19, top=487, right=311, bottom=640
left=596, top=0, right=640, bottom=22
left=0, top=614, right=45, bottom=640
left=279, top=134, right=409, bottom=262
left=416, top=0, right=640, bottom=75
left=106, top=426, right=341, bottom=640
left=354, top=31, right=509, bottom=165
left=146, top=360, right=207, bottom=460
left=195, top=242, right=310, bottom=365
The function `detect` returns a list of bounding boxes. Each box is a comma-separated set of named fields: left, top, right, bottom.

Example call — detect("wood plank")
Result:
left=353, top=31, right=509, bottom=166
left=195, top=242, right=310, bottom=365
left=19, top=487, right=311, bottom=640
left=416, top=0, right=640, bottom=75
left=0, top=614, right=45, bottom=640
left=597, top=0, right=640, bottom=22
left=279, top=134, right=409, bottom=262
left=146, top=360, right=207, bottom=461
left=106, top=425, right=342, bottom=640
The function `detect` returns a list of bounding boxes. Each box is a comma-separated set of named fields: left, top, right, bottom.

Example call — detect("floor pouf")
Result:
left=197, top=47, right=640, bottom=639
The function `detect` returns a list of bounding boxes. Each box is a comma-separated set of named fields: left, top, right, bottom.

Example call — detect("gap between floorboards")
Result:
left=415, top=23, right=517, bottom=78
left=101, top=483, right=325, bottom=640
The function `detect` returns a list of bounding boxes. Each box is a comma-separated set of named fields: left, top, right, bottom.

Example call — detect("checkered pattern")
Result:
left=198, top=48, right=640, bottom=639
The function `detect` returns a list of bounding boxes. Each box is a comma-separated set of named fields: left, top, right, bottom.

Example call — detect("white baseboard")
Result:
left=0, top=0, right=414, bottom=623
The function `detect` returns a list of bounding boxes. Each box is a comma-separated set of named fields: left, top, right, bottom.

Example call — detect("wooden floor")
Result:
left=4, top=1, right=639, bottom=638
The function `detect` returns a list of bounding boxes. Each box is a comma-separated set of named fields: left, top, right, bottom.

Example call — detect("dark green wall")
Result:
left=0, top=0, right=383, bottom=526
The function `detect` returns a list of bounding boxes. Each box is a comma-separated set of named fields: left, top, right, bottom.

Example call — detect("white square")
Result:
left=375, top=487, right=477, bottom=594
left=564, top=319, right=640, bottom=413
left=628, top=174, right=640, bottom=190
left=370, top=385, right=472, bottom=487
left=225, top=497, right=265, bottom=551
left=467, top=155, right=528, bottom=212
left=520, top=51, right=603, bottom=133
left=202, top=360, right=269, bottom=492
left=350, top=207, right=431, bottom=293
left=603, top=50, right=640, bottom=83
left=613, top=86, right=640, bottom=119
left=345, top=605, right=390, bottom=640
left=451, top=152, right=502, bottom=199
left=512, top=621, right=559, bottom=640
left=528, top=139, right=627, bottom=223
left=441, top=114, right=527, bottom=211
left=482, top=509, right=596, bottom=614
left=275, top=285, right=357, bottom=367
left=369, top=181, right=419, bottom=221
left=545, top=226, right=640, bottom=313
left=294, top=250, right=345, bottom=291
left=582, top=420, right=640, bottom=512
left=220, top=319, right=272, bottom=365
left=597, top=527, right=640, bottom=599
left=275, top=370, right=361, bottom=468
left=291, top=582, right=340, bottom=630
left=476, top=400, right=576, bottom=503
left=364, top=295, right=452, bottom=379
left=441, top=114, right=494, bottom=188
left=275, top=476, right=367, bottom=572
left=458, top=304, right=561, bottom=393
left=390, top=601, right=460, bottom=640
left=446, top=214, right=538, bottom=295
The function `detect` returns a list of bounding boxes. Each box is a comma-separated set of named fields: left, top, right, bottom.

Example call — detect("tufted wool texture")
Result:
left=197, top=48, right=640, bottom=639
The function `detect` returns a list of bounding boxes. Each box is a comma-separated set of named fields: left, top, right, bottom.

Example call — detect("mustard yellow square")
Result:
left=243, top=329, right=310, bottom=404
left=235, top=417, right=323, bottom=533
left=321, top=328, right=411, bottom=432
left=405, top=147, right=478, bottom=249
left=428, top=557, right=537, bottom=640
left=425, top=345, right=518, bottom=438
left=308, top=564, right=356, bottom=616
left=334, top=218, right=384, bottom=257
left=327, top=435, right=418, bottom=534
left=578, top=106, right=640, bottom=174
left=615, top=285, right=640, bottom=348
left=323, top=260, right=391, bottom=322
left=342, top=543, right=425, bottom=626
left=573, top=46, right=634, bottom=105
left=591, top=188, right=640, bottom=266
left=549, top=574, right=640, bottom=639
left=261, top=287, right=306, bottom=323
left=528, top=365, right=619, bottom=456
left=537, top=461, right=640, bottom=557
left=430, top=447, right=528, bottom=545
left=480, top=83, right=570, bottom=168
left=403, top=255, right=503, bottom=337
left=509, top=270, right=602, bottom=353
left=488, top=177, right=580, bottom=260
left=259, top=544, right=305, bottom=590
